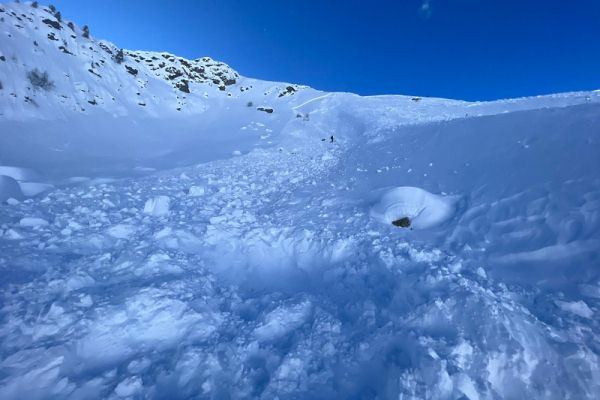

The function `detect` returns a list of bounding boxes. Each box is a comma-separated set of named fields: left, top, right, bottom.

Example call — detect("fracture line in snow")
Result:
left=292, top=93, right=333, bottom=110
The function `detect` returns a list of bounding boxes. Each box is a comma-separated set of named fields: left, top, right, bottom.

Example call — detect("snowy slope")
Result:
left=2, top=2, right=600, bottom=400
left=0, top=1, right=255, bottom=120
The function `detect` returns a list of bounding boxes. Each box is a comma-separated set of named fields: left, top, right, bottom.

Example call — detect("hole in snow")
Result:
left=371, top=186, right=457, bottom=229
left=392, top=216, right=411, bottom=228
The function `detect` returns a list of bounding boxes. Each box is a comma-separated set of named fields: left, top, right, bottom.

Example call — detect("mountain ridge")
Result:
left=0, top=1, right=308, bottom=120
left=2, top=1, right=599, bottom=123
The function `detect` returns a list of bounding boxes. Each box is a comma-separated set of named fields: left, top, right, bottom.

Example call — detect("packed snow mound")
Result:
left=371, top=186, right=457, bottom=229
left=0, top=175, right=23, bottom=202
left=18, top=181, right=53, bottom=197
left=0, top=166, right=52, bottom=197
left=0, top=166, right=42, bottom=181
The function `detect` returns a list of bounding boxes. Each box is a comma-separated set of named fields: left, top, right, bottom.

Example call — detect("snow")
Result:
left=0, top=166, right=41, bottom=181
left=370, top=186, right=457, bottom=229
left=106, top=224, right=136, bottom=239
left=254, top=301, right=312, bottom=341
left=0, top=2, right=600, bottom=399
left=19, top=216, right=49, bottom=227
left=556, top=300, right=594, bottom=319
left=0, top=175, right=24, bottom=202
left=143, top=195, right=170, bottom=217
left=188, top=185, right=205, bottom=196
left=18, top=182, right=54, bottom=197
left=114, top=376, right=143, bottom=398
left=0, top=167, right=51, bottom=197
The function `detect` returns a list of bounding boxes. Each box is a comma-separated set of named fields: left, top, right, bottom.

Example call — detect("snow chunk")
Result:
left=456, top=374, right=480, bottom=400
left=19, top=217, right=49, bottom=227
left=76, top=289, right=221, bottom=366
left=0, top=352, right=67, bottom=399
left=19, top=182, right=54, bottom=197
left=579, top=284, right=600, bottom=299
left=188, top=185, right=206, bottom=197
left=65, top=274, right=96, bottom=291
left=371, top=186, right=457, bottom=229
left=555, top=300, right=594, bottom=319
left=4, top=228, right=24, bottom=240
left=106, top=224, right=137, bottom=239
left=143, top=196, right=171, bottom=217
left=254, top=301, right=312, bottom=341
left=114, top=376, right=143, bottom=397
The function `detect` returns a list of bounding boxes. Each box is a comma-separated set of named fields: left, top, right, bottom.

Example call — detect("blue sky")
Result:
left=50, top=0, right=600, bottom=100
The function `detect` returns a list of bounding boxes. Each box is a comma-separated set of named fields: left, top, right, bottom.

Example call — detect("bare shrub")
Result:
left=27, top=69, right=54, bottom=91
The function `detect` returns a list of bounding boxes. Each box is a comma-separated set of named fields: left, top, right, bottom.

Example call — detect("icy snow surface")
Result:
left=1, top=2, right=600, bottom=399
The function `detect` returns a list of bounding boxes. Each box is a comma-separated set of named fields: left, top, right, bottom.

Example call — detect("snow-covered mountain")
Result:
left=0, top=1, right=293, bottom=120
left=1, top=2, right=600, bottom=400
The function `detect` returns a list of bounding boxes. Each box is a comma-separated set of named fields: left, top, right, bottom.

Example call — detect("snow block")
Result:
left=188, top=186, right=205, bottom=197
left=19, top=217, right=49, bottom=227
left=143, top=196, right=171, bottom=217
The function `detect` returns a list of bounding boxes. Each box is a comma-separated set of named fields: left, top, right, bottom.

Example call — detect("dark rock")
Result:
left=58, top=45, right=72, bottom=54
left=114, top=48, right=124, bottom=64
left=87, top=69, right=101, bottom=78
left=98, top=43, right=113, bottom=55
left=42, top=18, right=61, bottom=30
left=24, top=96, right=38, bottom=107
left=392, top=217, right=411, bottom=228
left=125, top=65, right=138, bottom=76
left=176, top=80, right=190, bottom=93
left=166, top=70, right=184, bottom=80
left=278, top=85, right=298, bottom=97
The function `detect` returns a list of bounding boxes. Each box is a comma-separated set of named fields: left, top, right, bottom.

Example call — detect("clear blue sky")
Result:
left=50, top=0, right=600, bottom=100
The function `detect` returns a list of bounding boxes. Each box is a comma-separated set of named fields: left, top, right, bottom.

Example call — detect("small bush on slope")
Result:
left=27, top=69, right=54, bottom=91
left=114, top=48, right=124, bottom=64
